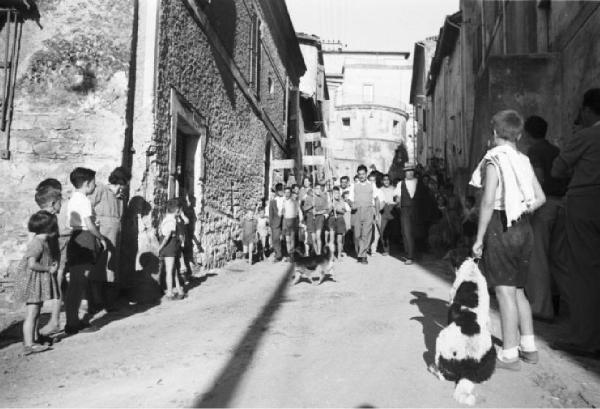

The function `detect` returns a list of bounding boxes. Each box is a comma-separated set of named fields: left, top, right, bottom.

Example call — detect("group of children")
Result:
left=240, top=180, right=353, bottom=265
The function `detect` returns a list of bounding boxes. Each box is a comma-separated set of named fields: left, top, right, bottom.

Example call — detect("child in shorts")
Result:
left=240, top=208, right=258, bottom=265
left=256, top=207, right=269, bottom=261
left=158, top=199, right=185, bottom=300
left=329, top=186, right=350, bottom=259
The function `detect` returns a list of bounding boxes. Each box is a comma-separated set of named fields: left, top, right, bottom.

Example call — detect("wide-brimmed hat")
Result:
left=403, top=163, right=416, bottom=171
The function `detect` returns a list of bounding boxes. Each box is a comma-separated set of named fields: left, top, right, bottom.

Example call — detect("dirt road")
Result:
left=1, top=254, right=599, bottom=407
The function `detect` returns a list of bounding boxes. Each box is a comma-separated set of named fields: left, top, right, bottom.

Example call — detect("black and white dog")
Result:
left=429, top=258, right=496, bottom=405
left=292, top=244, right=334, bottom=285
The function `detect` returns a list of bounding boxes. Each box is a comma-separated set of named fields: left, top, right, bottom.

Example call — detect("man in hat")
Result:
left=394, top=163, right=431, bottom=264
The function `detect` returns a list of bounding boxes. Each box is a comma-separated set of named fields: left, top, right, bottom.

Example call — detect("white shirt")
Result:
left=379, top=185, right=396, bottom=205
left=275, top=196, right=285, bottom=216
left=393, top=179, right=418, bottom=202
left=68, top=191, right=93, bottom=230
left=160, top=214, right=177, bottom=237
left=348, top=180, right=379, bottom=204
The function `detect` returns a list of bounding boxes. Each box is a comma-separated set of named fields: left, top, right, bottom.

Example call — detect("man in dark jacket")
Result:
left=551, top=88, right=600, bottom=355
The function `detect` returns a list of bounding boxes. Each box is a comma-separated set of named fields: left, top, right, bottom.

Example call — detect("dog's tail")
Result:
left=453, top=379, right=476, bottom=406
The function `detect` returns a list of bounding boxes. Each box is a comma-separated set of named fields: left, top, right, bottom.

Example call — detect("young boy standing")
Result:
left=65, top=168, right=106, bottom=334
left=312, top=182, right=330, bottom=256
left=329, top=186, right=349, bottom=259
left=256, top=207, right=270, bottom=260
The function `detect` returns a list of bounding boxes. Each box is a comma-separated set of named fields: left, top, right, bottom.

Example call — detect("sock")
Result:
left=499, top=346, right=519, bottom=361
left=520, top=335, right=537, bottom=352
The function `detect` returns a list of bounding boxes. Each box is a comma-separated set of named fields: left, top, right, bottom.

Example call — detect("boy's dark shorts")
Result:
left=481, top=210, right=533, bottom=288
left=283, top=217, right=299, bottom=236
left=314, top=214, right=326, bottom=231
left=328, top=216, right=346, bottom=235
left=159, top=236, right=182, bottom=257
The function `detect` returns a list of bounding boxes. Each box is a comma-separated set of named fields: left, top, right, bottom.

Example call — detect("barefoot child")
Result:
left=16, top=211, right=60, bottom=355
left=240, top=207, right=258, bottom=265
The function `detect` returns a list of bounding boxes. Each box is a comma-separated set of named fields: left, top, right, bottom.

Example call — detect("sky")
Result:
left=285, top=0, right=459, bottom=53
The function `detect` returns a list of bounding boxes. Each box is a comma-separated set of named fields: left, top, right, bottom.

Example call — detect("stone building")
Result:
left=323, top=50, right=412, bottom=180
left=415, top=0, right=600, bottom=191
left=0, top=0, right=305, bottom=302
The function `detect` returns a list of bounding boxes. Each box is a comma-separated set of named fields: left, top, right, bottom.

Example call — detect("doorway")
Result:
left=168, top=89, right=207, bottom=261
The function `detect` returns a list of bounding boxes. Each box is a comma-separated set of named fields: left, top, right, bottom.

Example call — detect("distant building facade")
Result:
left=323, top=50, right=412, bottom=179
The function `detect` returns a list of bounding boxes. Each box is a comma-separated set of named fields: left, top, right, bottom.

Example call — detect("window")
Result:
left=268, top=77, right=274, bottom=95
left=249, top=12, right=262, bottom=98
left=363, top=84, right=374, bottom=103
left=392, top=120, right=399, bottom=134
left=342, top=117, right=351, bottom=128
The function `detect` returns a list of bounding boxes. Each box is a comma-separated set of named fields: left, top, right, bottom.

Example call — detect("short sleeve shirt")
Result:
left=68, top=191, right=93, bottom=230
left=160, top=216, right=177, bottom=238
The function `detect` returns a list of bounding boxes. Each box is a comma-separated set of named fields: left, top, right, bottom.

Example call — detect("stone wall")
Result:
left=0, top=0, right=134, bottom=301
left=154, top=0, right=290, bottom=269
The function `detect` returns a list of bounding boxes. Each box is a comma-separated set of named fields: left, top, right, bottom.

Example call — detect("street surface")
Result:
left=1, top=253, right=600, bottom=407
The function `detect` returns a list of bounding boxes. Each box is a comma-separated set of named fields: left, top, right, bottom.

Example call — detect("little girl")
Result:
left=16, top=210, right=60, bottom=355
left=158, top=198, right=185, bottom=300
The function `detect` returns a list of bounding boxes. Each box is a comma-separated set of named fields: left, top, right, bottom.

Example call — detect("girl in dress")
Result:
left=17, top=211, right=60, bottom=355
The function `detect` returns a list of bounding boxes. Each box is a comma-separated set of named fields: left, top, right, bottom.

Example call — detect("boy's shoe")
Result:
left=404, top=259, right=414, bottom=265
left=496, top=357, right=521, bottom=371
left=35, top=334, right=60, bottom=346
left=519, top=350, right=539, bottom=364
left=64, top=322, right=100, bottom=335
left=23, top=344, right=50, bottom=356
left=360, top=258, right=368, bottom=265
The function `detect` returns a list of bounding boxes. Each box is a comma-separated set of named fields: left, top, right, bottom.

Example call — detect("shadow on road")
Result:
left=409, top=290, right=448, bottom=367
left=415, top=256, right=600, bottom=378
left=193, top=264, right=293, bottom=407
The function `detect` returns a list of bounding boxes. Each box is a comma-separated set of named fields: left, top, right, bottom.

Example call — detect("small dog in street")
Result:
left=429, top=258, right=496, bottom=406
left=292, top=243, right=334, bottom=285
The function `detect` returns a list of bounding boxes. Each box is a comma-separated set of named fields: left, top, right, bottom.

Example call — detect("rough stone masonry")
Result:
left=0, top=0, right=302, bottom=307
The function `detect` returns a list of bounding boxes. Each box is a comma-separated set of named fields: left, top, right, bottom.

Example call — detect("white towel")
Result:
left=469, top=145, right=536, bottom=228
